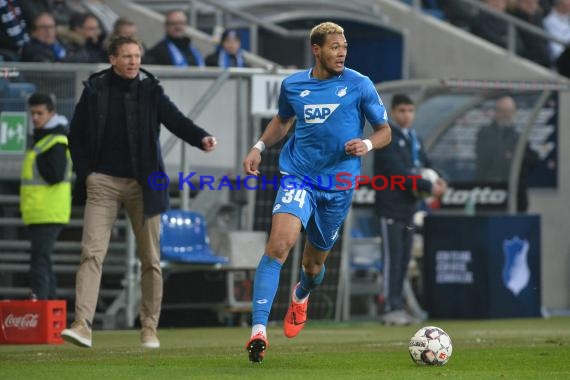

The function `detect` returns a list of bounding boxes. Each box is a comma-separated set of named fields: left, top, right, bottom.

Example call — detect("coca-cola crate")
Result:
left=0, top=300, right=67, bottom=345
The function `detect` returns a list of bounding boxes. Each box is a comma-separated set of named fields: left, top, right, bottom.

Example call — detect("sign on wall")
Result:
left=251, top=75, right=286, bottom=116
left=0, top=112, right=27, bottom=154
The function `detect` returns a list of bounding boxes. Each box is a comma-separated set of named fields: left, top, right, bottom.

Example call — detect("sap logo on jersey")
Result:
left=304, top=104, right=339, bottom=124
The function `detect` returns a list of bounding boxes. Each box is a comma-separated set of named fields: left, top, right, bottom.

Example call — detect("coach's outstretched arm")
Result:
left=242, top=115, right=295, bottom=175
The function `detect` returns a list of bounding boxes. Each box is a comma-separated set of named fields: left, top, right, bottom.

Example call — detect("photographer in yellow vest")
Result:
left=20, top=93, right=72, bottom=300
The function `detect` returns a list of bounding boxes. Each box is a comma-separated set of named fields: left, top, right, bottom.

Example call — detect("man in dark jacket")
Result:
left=510, top=0, right=551, bottom=68
left=374, top=94, right=446, bottom=326
left=475, top=95, right=539, bottom=212
left=61, top=36, right=217, bottom=349
left=21, top=12, right=68, bottom=62
left=205, top=29, right=247, bottom=68
left=20, top=92, right=71, bottom=300
left=143, top=9, right=204, bottom=67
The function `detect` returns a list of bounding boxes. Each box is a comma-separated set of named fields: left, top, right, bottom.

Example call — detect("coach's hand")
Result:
left=202, top=136, right=217, bottom=152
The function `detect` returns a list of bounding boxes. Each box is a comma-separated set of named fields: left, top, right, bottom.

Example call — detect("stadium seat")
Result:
left=160, top=209, right=229, bottom=265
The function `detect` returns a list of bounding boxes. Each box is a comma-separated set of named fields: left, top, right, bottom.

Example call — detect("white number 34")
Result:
left=281, top=188, right=307, bottom=208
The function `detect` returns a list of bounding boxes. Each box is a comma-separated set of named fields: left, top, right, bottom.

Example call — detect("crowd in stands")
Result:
left=0, top=1, right=247, bottom=68
left=408, top=0, right=570, bottom=77
left=1, top=0, right=567, bottom=75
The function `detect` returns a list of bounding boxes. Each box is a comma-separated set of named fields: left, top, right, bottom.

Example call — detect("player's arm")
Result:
left=344, top=122, right=391, bottom=157
left=242, top=115, right=295, bottom=175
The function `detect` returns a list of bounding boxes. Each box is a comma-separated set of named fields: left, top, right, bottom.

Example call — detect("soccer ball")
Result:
left=412, top=168, right=439, bottom=200
left=408, top=326, right=452, bottom=366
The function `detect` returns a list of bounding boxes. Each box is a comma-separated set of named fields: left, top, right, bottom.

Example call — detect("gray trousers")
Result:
left=379, top=217, right=414, bottom=311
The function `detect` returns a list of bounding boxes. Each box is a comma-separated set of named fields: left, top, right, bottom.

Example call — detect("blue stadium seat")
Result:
left=160, top=209, right=229, bottom=265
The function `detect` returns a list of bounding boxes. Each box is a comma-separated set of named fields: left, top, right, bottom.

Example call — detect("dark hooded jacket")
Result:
left=69, top=67, right=210, bottom=217
left=374, top=124, right=433, bottom=221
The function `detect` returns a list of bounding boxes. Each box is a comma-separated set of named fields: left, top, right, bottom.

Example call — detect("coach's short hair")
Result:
left=310, top=22, right=344, bottom=46
left=108, top=35, right=142, bottom=57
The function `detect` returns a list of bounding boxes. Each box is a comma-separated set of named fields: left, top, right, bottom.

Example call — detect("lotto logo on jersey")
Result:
left=304, top=104, right=340, bottom=124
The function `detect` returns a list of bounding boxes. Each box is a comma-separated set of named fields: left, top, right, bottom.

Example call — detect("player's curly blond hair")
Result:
left=310, top=22, right=344, bottom=47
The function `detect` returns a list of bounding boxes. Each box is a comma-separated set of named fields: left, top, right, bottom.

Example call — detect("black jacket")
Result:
left=471, top=12, right=522, bottom=52
left=509, top=9, right=550, bottom=68
left=374, top=125, right=433, bottom=221
left=144, top=37, right=201, bottom=66
left=475, top=122, right=539, bottom=212
left=69, top=67, right=211, bottom=217
left=34, top=123, right=69, bottom=185
left=21, top=38, right=67, bottom=62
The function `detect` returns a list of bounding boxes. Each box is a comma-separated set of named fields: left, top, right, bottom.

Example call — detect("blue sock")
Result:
left=295, top=265, right=326, bottom=300
left=251, top=255, right=282, bottom=326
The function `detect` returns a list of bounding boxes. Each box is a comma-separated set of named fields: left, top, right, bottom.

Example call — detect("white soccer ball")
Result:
left=408, top=326, right=453, bottom=366
left=413, top=168, right=439, bottom=200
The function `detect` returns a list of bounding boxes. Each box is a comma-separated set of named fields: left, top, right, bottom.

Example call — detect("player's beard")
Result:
left=318, top=55, right=343, bottom=77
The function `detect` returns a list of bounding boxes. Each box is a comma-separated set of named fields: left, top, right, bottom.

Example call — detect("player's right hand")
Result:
left=243, top=149, right=262, bottom=176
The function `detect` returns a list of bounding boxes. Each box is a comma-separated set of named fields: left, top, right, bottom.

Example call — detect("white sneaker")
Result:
left=381, top=310, right=413, bottom=326
left=141, top=326, right=160, bottom=348
left=61, top=320, right=92, bottom=348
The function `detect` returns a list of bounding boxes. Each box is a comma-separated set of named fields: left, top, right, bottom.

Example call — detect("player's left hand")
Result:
left=202, top=136, right=217, bottom=152
left=344, top=139, right=369, bottom=157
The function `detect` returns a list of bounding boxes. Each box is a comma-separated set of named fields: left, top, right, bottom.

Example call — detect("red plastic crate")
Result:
left=0, top=300, right=66, bottom=345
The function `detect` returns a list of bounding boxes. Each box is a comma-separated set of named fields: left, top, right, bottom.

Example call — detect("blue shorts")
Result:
left=272, top=181, right=353, bottom=251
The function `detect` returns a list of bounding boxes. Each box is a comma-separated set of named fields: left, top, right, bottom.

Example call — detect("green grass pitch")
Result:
left=1, top=318, right=569, bottom=379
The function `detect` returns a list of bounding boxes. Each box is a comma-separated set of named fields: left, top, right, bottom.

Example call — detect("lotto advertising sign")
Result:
left=437, top=182, right=509, bottom=211
left=0, top=300, right=66, bottom=344
left=350, top=182, right=509, bottom=211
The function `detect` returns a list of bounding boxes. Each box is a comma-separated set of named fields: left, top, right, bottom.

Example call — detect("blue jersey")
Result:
left=277, top=67, right=388, bottom=190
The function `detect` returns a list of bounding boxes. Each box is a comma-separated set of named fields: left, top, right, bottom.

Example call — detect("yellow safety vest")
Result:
left=20, top=134, right=72, bottom=225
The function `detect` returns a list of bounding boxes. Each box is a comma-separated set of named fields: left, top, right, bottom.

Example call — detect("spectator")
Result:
left=144, top=9, right=204, bottom=67
left=543, top=0, right=570, bottom=63
left=373, top=94, right=447, bottom=326
left=63, top=12, right=106, bottom=63
left=0, top=0, right=29, bottom=60
left=110, top=17, right=138, bottom=39
left=20, top=93, right=71, bottom=300
left=103, top=17, right=143, bottom=52
left=21, top=12, right=68, bottom=62
left=475, top=96, right=539, bottom=212
left=471, top=0, right=519, bottom=50
left=510, top=0, right=551, bottom=67
left=205, top=29, right=247, bottom=68
left=60, top=36, right=217, bottom=349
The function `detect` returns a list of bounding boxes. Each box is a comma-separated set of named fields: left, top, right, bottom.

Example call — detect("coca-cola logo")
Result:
left=4, top=313, right=39, bottom=329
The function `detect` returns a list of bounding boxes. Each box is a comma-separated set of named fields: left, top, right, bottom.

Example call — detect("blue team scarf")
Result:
left=52, top=41, right=66, bottom=61
left=409, top=129, right=421, bottom=168
left=165, top=38, right=204, bottom=67
left=217, top=48, right=244, bottom=68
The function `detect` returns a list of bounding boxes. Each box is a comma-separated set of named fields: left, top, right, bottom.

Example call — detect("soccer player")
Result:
left=242, top=21, right=391, bottom=363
